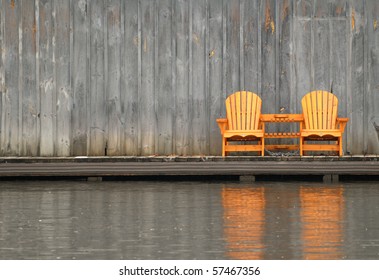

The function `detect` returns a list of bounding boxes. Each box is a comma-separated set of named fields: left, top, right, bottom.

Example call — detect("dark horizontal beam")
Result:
left=0, top=156, right=378, bottom=177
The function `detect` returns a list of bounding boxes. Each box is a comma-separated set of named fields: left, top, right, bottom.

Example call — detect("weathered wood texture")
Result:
left=0, top=0, right=378, bottom=156
left=0, top=156, right=378, bottom=177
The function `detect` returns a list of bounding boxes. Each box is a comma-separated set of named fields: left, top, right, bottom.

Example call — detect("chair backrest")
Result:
left=301, top=90, right=338, bottom=130
left=225, top=91, right=262, bottom=130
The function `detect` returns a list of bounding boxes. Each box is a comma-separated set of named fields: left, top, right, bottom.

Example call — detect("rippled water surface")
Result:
left=1, top=180, right=379, bottom=260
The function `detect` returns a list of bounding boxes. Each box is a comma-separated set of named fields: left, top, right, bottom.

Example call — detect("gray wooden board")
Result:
left=294, top=19, right=312, bottom=112
left=156, top=0, right=173, bottom=155
left=208, top=0, right=223, bottom=155
left=21, top=0, right=38, bottom=156
left=139, top=0, right=156, bottom=155
left=331, top=17, right=348, bottom=152
left=0, top=0, right=3, bottom=150
left=123, top=0, right=139, bottom=155
left=174, top=0, right=190, bottom=155
left=224, top=0, right=240, bottom=95
left=72, top=0, right=88, bottom=155
left=0, top=158, right=378, bottom=177
left=261, top=0, right=277, bottom=141
left=2, top=0, right=20, bottom=155
left=349, top=0, right=365, bottom=154
left=278, top=0, right=293, bottom=142
left=39, top=0, right=55, bottom=156
left=54, top=0, right=71, bottom=156
left=191, top=0, right=207, bottom=155
left=89, top=0, right=106, bottom=156
left=242, top=0, right=260, bottom=93
left=261, top=0, right=277, bottom=113
left=366, top=1, right=379, bottom=153
left=107, top=0, right=122, bottom=155
left=312, top=19, right=330, bottom=91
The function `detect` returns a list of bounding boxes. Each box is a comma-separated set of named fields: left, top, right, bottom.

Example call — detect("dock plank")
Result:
left=0, top=156, right=377, bottom=178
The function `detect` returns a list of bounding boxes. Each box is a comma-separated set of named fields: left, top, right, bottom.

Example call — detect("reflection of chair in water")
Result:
left=300, top=186, right=344, bottom=259
left=222, top=187, right=265, bottom=259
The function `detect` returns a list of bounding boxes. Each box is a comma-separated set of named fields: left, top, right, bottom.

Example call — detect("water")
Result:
left=0, top=180, right=379, bottom=260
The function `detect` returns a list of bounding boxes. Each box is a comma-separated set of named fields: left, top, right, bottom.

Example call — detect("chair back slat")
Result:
left=236, top=92, right=241, bottom=130
left=225, top=91, right=262, bottom=130
left=301, top=91, right=338, bottom=130
left=253, top=95, right=262, bottom=129
left=241, top=91, right=246, bottom=130
left=322, top=91, right=328, bottom=129
left=246, top=92, right=252, bottom=130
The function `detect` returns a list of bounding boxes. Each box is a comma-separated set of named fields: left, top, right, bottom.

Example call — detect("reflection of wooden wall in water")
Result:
left=1, top=0, right=379, bottom=156
left=222, top=187, right=265, bottom=260
left=300, top=186, right=344, bottom=260
left=344, top=187, right=379, bottom=258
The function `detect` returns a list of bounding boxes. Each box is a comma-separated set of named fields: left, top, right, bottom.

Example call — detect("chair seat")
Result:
left=301, top=129, right=342, bottom=138
left=224, top=130, right=264, bottom=139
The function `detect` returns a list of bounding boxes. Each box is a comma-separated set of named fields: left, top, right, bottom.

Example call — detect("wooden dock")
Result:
left=0, top=156, right=378, bottom=182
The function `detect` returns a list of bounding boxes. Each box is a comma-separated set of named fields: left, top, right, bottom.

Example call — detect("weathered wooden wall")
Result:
left=0, top=0, right=378, bottom=156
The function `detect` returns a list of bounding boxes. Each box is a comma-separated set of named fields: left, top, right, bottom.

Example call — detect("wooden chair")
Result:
left=300, top=90, right=348, bottom=156
left=217, top=91, right=264, bottom=156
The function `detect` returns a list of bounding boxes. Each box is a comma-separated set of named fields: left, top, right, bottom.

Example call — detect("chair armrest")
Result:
left=216, top=118, right=228, bottom=135
left=336, top=117, right=349, bottom=132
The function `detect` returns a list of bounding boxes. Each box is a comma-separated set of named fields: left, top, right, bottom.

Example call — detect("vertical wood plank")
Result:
left=0, top=0, right=4, bottom=153
left=224, top=0, right=240, bottom=94
left=278, top=0, right=292, bottom=107
left=348, top=0, right=365, bottom=154
left=294, top=20, right=312, bottom=112
left=21, top=0, right=38, bottom=156
left=330, top=18, right=348, bottom=108
left=140, top=0, right=156, bottom=155
left=156, top=0, right=173, bottom=155
left=330, top=16, right=348, bottom=150
left=242, top=0, right=260, bottom=93
left=1, top=0, right=20, bottom=155
left=261, top=0, right=276, bottom=115
left=174, top=0, right=190, bottom=155
left=260, top=0, right=277, bottom=142
left=312, top=8, right=330, bottom=90
left=89, top=0, right=106, bottom=156
left=208, top=0, right=223, bottom=155
left=278, top=0, right=293, bottom=141
left=72, top=0, right=88, bottom=155
left=366, top=0, right=379, bottom=153
left=190, top=0, right=207, bottom=155
left=39, top=0, right=55, bottom=156
left=294, top=0, right=312, bottom=115
left=107, top=0, right=122, bottom=155
left=123, top=0, right=139, bottom=155
left=55, top=0, right=71, bottom=156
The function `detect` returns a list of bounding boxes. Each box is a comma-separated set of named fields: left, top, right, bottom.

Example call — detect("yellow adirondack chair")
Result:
left=217, top=91, right=265, bottom=156
left=300, top=90, right=348, bottom=156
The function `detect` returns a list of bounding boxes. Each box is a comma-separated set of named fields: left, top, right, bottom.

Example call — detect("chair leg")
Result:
left=222, top=138, right=226, bottom=157
left=300, top=137, right=303, bottom=156
left=261, top=137, right=265, bottom=156
left=339, top=137, right=343, bottom=156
